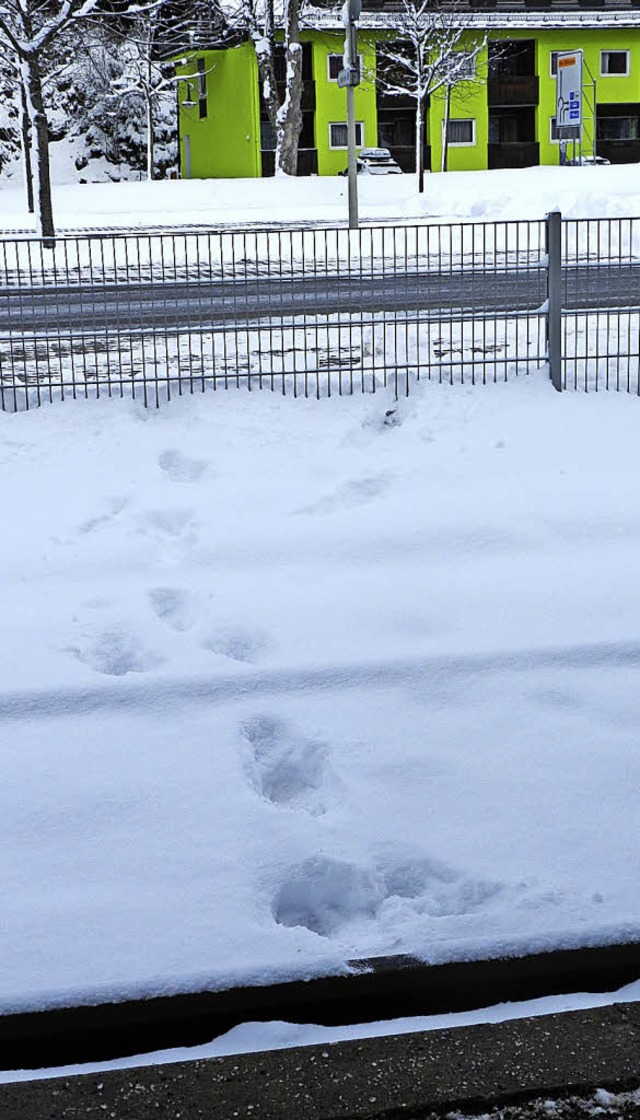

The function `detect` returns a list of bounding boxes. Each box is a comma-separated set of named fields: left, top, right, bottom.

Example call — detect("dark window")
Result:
left=327, top=52, right=361, bottom=81
left=273, top=43, right=313, bottom=83
left=328, top=54, right=342, bottom=80
left=550, top=116, right=580, bottom=141
left=601, top=50, right=629, bottom=76
left=378, top=115, right=413, bottom=148
left=300, top=111, right=315, bottom=148
left=197, top=58, right=207, bottom=119
left=261, top=120, right=276, bottom=150
left=489, top=40, right=535, bottom=79
left=597, top=115, right=639, bottom=139
left=329, top=121, right=364, bottom=147
left=446, top=119, right=475, bottom=144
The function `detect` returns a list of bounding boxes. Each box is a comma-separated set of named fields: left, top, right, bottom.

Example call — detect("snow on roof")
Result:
left=304, top=0, right=640, bottom=30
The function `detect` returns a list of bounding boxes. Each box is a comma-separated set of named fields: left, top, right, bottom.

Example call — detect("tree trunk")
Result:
left=147, top=92, right=155, bottom=180
left=416, top=96, right=425, bottom=193
left=19, top=80, right=34, bottom=213
left=21, top=53, right=55, bottom=241
left=275, top=0, right=303, bottom=176
left=252, top=0, right=279, bottom=159
left=441, top=84, right=451, bottom=173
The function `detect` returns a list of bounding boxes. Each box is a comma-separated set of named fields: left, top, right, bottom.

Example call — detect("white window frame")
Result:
left=327, top=53, right=363, bottom=81
left=444, top=118, right=476, bottom=147
left=600, top=49, right=630, bottom=77
left=329, top=121, right=365, bottom=148
left=452, top=51, right=476, bottom=82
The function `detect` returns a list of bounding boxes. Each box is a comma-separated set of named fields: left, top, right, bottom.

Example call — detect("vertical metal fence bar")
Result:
left=546, top=210, right=563, bottom=392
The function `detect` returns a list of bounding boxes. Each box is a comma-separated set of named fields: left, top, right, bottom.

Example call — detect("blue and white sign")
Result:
left=556, top=50, right=583, bottom=133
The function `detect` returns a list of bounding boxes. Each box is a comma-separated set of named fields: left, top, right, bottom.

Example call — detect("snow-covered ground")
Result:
left=1, top=161, right=640, bottom=231
left=0, top=170, right=639, bottom=1027
left=1, top=376, right=640, bottom=1016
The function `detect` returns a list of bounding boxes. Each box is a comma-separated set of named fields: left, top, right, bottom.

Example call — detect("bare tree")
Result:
left=0, top=0, right=156, bottom=238
left=376, top=0, right=487, bottom=192
left=242, top=0, right=303, bottom=176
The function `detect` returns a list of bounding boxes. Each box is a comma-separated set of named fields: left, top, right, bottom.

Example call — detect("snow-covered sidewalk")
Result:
left=1, top=374, right=639, bottom=1014
left=1, top=162, right=640, bottom=232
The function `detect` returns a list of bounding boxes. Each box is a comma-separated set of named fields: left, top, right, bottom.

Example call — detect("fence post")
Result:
left=546, top=209, right=563, bottom=392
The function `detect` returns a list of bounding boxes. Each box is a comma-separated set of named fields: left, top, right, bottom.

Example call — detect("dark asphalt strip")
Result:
left=0, top=1001, right=639, bottom=1120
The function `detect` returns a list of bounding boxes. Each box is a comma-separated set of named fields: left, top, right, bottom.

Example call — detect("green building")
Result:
left=175, top=1, right=640, bottom=177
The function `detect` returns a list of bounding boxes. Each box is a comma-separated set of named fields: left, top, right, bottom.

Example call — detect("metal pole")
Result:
left=346, top=83, right=358, bottom=230
left=546, top=209, right=563, bottom=392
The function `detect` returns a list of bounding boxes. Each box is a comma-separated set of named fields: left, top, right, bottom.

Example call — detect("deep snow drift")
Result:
left=1, top=376, right=639, bottom=1014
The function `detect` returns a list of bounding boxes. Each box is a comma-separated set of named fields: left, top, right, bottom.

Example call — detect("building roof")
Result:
left=305, top=0, right=640, bottom=30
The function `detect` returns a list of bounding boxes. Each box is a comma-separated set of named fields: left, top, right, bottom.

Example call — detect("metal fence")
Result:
left=0, top=213, right=638, bottom=410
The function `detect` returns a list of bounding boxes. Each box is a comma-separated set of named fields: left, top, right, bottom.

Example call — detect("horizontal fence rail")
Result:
left=0, top=214, right=638, bottom=410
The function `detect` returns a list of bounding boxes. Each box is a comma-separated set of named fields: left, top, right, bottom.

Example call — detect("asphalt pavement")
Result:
left=1, top=264, right=639, bottom=336
left=1, top=1001, right=639, bottom=1120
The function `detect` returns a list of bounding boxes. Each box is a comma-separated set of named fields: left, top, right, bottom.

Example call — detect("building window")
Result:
left=327, top=53, right=362, bottom=81
left=597, top=114, right=639, bottom=139
left=197, top=58, right=207, bottom=119
left=260, top=120, right=276, bottom=150
left=445, top=118, right=475, bottom=146
left=452, top=51, right=476, bottom=81
left=550, top=116, right=580, bottom=142
left=329, top=121, right=364, bottom=148
left=600, top=50, right=630, bottom=76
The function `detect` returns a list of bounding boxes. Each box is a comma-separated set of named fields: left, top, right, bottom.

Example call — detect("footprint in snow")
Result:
left=241, top=714, right=331, bottom=814
left=272, top=848, right=503, bottom=937
left=69, top=626, right=163, bottom=677
left=149, top=586, right=196, bottom=633
left=297, top=473, right=389, bottom=516
left=202, top=626, right=272, bottom=665
left=158, top=449, right=209, bottom=483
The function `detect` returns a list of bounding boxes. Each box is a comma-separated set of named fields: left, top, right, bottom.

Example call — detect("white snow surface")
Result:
left=0, top=170, right=639, bottom=1015
left=1, top=160, right=640, bottom=230
left=1, top=375, right=640, bottom=1013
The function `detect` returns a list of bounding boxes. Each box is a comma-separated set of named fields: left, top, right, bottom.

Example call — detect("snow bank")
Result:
left=1, top=376, right=639, bottom=1013
left=2, top=162, right=640, bottom=231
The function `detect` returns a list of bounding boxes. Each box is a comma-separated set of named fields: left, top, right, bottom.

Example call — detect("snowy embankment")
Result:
left=1, top=376, right=640, bottom=1017
left=1, top=161, right=640, bottom=230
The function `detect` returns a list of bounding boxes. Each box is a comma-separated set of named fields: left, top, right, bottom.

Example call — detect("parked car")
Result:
left=339, top=147, right=403, bottom=175
left=567, top=154, right=611, bottom=166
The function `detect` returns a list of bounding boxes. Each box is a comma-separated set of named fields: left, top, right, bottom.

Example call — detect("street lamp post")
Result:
left=338, top=0, right=361, bottom=230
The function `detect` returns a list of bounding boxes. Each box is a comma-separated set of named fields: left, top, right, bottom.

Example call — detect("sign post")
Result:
left=556, top=50, right=583, bottom=162
left=338, top=0, right=361, bottom=229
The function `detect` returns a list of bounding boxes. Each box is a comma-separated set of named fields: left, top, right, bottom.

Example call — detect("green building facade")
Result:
left=175, top=6, right=640, bottom=178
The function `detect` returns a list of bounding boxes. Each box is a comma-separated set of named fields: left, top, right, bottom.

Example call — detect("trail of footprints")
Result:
left=239, top=712, right=505, bottom=942
left=69, top=586, right=274, bottom=677
left=70, top=445, right=508, bottom=943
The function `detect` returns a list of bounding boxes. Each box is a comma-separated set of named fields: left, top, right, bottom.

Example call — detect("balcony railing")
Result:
left=487, top=76, right=539, bottom=106
left=261, top=149, right=318, bottom=177
left=488, top=142, right=539, bottom=169
left=387, top=145, right=431, bottom=173
left=596, top=138, right=640, bottom=163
